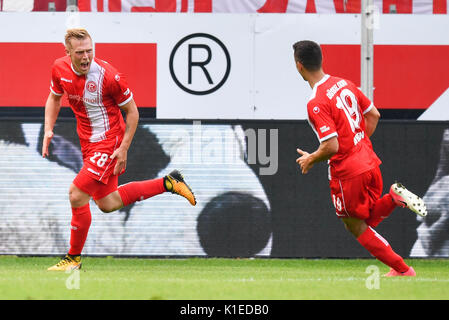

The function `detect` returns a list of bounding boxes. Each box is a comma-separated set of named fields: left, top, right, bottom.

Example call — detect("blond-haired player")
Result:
left=45, top=28, right=196, bottom=271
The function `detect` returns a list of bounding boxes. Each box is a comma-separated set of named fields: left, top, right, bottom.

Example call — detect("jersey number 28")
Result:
left=90, top=152, right=109, bottom=168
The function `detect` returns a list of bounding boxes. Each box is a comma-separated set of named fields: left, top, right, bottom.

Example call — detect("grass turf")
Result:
left=0, top=256, right=448, bottom=300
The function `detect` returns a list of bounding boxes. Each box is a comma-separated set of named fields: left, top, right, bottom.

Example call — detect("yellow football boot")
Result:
left=47, top=255, right=82, bottom=271
left=165, top=170, right=197, bottom=206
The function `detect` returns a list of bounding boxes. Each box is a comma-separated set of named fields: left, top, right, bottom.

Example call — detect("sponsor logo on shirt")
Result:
left=69, top=94, right=81, bottom=101
left=313, top=106, right=320, bottom=114
left=61, top=77, right=73, bottom=83
left=320, top=125, right=330, bottom=133
left=68, top=94, right=99, bottom=105
left=84, top=96, right=99, bottom=105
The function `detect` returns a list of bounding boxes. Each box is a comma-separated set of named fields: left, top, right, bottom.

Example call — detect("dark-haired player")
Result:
left=293, top=40, right=427, bottom=277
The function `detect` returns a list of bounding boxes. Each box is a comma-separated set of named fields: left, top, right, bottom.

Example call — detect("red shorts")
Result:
left=329, top=166, right=383, bottom=220
left=74, top=135, right=123, bottom=200
left=73, top=169, right=118, bottom=200
left=81, top=135, right=123, bottom=184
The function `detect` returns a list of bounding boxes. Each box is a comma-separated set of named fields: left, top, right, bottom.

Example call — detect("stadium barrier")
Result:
left=2, top=0, right=447, bottom=14
left=1, top=118, right=448, bottom=258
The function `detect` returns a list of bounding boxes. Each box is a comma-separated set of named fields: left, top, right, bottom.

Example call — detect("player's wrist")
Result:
left=118, top=144, right=130, bottom=152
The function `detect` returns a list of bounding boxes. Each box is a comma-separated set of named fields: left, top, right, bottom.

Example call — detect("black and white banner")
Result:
left=1, top=119, right=447, bottom=257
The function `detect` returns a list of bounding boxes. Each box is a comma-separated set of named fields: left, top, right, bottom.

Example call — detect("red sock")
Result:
left=68, top=203, right=92, bottom=256
left=365, top=194, right=396, bottom=228
left=117, top=178, right=166, bottom=207
left=357, top=226, right=409, bottom=273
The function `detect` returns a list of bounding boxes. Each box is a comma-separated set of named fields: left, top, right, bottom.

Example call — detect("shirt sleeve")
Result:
left=109, top=71, right=133, bottom=107
left=50, top=64, right=64, bottom=96
left=307, top=102, right=338, bottom=143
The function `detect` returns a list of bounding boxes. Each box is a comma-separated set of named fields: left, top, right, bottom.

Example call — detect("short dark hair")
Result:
left=292, top=40, right=322, bottom=71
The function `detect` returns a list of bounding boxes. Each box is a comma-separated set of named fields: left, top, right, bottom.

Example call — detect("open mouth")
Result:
left=80, top=61, right=90, bottom=70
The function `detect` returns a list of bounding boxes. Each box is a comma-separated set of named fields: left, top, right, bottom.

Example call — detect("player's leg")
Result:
left=331, top=172, right=415, bottom=276
left=91, top=174, right=123, bottom=213
left=94, top=169, right=196, bottom=213
left=94, top=190, right=124, bottom=213
left=68, top=183, right=92, bottom=257
left=69, top=182, right=91, bottom=208
left=366, top=167, right=427, bottom=227
left=364, top=166, right=396, bottom=228
left=342, top=217, right=414, bottom=276
left=115, top=169, right=196, bottom=208
left=48, top=178, right=92, bottom=271
left=365, top=194, right=396, bottom=228
left=115, top=177, right=166, bottom=209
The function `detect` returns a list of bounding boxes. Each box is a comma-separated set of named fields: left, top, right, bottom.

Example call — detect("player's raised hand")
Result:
left=296, top=148, right=314, bottom=174
left=110, top=147, right=128, bottom=175
left=42, top=130, right=54, bottom=158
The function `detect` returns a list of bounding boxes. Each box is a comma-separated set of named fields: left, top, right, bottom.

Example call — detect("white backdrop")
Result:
left=0, top=12, right=448, bottom=119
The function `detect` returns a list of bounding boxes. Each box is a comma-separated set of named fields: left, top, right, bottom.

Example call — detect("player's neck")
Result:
left=307, top=70, right=326, bottom=89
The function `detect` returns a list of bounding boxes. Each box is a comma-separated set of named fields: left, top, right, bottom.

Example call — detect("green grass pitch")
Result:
left=0, top=256, right=448, bottom=300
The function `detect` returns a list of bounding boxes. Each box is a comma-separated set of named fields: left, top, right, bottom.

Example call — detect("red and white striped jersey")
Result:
left=50, top=55, right=132, bottom=148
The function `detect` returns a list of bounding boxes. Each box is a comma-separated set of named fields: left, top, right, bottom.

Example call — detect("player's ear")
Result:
left=295, top=60, right=303, bottom=73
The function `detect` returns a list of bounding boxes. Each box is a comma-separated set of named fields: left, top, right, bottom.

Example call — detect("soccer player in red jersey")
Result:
left=44, top=29, right=196, bottom=271
left=293, top=40, right=427, bottom=277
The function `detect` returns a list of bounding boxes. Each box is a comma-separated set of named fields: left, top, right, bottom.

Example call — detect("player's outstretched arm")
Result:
left=42, top=92, right=62, bottom=158
left=364, top=105, right=381, bottom=137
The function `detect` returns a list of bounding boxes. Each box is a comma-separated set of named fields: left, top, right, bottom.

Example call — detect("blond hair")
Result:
left=65, top=28, right=92, bottom=49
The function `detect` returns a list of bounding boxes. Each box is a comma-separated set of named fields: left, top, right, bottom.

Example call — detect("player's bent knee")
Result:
left=69, top=184, right=90, bottom=207
left=341, top=217, right=367, bottom=238
left=95, top=191, right=123, bottom=213
left=96, top=203, right=117, bottom=213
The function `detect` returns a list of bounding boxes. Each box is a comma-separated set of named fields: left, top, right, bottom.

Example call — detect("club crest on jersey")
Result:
left=86, top=81, right=97, bottom=93
left=313, top=106, right=320, bottom=114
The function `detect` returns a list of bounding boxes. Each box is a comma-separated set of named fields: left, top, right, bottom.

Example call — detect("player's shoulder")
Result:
left=339, top=77, right=358, bottom=91
left=306, top=101, right=325, bottom=119
left=307, top=96, right=328, bottom=117
left=94, top=57, right=112, bottom=68
left=326, top=75, right=352, bottom=90
left=52, top=55, right=71, bottom=70
left=94, top=57, right=123, bottom=81
left=308, top=75, right=332, bottom=109
left=331, top=76, right=360, bottom=94
left=308, top=74, right=332, bottom=101
left=94, top=57, right=120, bottom=74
